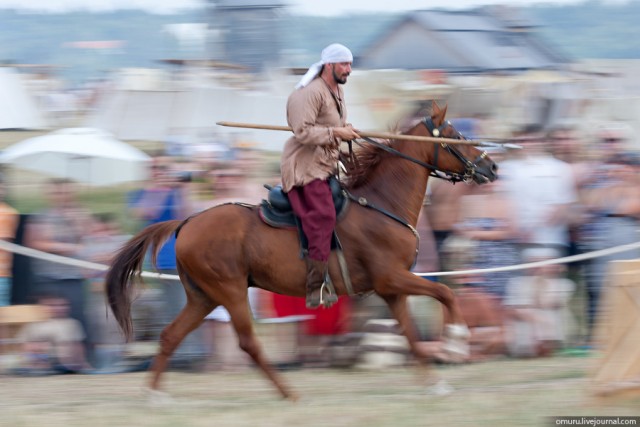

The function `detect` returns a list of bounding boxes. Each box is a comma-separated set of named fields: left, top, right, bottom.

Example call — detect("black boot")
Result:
left=305, top=258, right=329, bottom=309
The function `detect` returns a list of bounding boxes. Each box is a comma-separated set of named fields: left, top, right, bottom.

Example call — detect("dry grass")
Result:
left=2, top=355, right=639, bottom=427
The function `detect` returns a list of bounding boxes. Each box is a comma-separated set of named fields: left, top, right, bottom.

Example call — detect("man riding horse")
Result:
left=280, top=43, right=361, bottom=309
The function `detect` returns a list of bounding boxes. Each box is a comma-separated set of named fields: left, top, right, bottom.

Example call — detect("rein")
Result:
left=352, top=118, right=486, bottom=184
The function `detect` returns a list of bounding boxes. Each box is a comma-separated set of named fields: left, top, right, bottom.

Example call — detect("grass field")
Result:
left=1, top=354, right=639, bottom=427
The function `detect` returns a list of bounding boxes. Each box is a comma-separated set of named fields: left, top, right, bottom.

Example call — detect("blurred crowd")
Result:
left=0, top=117, right=639, bottom=375
left=420, top=120, right=640, bottom=362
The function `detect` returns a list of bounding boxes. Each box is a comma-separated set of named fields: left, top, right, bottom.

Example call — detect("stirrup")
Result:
left=319, top=282, right=338, bottom=308
left=306, top=282, right=338, bottom=309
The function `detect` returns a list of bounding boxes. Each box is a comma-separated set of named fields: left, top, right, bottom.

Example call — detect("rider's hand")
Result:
left=333, top=125, right=360, bottom=143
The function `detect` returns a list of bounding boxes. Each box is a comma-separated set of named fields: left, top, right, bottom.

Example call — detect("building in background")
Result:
left=207, top=0, right=286, bottom=73
left=356, top=8, right=569, bottom=73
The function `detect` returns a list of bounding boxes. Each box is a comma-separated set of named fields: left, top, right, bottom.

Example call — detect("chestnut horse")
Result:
left=106, top=102, right=498, bottom=400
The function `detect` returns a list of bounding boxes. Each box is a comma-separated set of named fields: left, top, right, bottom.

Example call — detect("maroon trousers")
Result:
left=287, top=179, right=336, bottom=262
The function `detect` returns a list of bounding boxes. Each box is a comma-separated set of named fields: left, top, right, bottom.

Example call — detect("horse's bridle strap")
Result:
left=343, top=189, right=420, bottom=270
left=357, top=136, right=467, bottom=183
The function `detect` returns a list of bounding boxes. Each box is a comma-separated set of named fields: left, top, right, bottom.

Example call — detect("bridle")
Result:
left=353, top=117, right=488, bottom=183
left=420, top=117, right=488, bottom=183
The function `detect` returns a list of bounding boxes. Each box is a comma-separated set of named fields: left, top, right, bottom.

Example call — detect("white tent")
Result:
left=0, top=67, right=48, bottom=130
left=0, top=128, right=150, bottom=186
left=85, top=86, right=291, bottom=151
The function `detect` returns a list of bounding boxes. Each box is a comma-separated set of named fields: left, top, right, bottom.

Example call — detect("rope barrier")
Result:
left=0, top=240, right=180, bottom=281
left=1, top=238, right=639, bottom=282
left=415, top=240, right=640, bottom=277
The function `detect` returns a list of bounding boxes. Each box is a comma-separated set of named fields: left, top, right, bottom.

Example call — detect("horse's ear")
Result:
left=432, top=100, right=441, bottom=114
left=431, top=100, right=448, bottom=126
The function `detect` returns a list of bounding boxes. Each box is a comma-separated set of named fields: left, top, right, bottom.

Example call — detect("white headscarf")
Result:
left=295, top=43, right=353, bottom=89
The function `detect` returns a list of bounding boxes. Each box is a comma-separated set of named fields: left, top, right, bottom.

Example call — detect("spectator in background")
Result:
left=24, top=178, right=93, bottom=358
left=499, top=124, right=578, bottom=259
left=453, top=179, right=519, bottom=301
left=0, top=177, right=19, bottom=306
left=548, top=125, right=585, bottom=166
left=578, top=143, right=640, bottom=339
left=164, top=127, right=192, bottom=158
left=548, top=126, right=591, bottom=278
left=496, top=126, right=580, bottom=350
left=128, top=156, right=206, bottom=370
left=450, top=116, right=479, bottom=140
left=15, top=294, right=91, bottom=375
left=81, top=213, right=131, bottom=370
left=424, top=177, right=472, bottom=275
left=503, top=248, right=576, bottom=358
left=455, top=283, right=507, bottom=362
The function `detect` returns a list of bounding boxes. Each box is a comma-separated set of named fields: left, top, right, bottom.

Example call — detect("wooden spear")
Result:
left=216, top=121, right=521, bottom=148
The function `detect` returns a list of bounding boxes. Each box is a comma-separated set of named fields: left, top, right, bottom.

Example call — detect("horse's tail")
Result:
left=106, top=220, right=183, bottom=341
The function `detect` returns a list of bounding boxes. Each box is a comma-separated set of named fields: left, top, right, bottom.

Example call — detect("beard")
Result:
left=332, top=68, right=349, bottom=84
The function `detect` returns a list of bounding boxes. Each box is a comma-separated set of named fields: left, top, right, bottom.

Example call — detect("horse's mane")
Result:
left=341, top=139, right=390, bottom=189
left=343, top=111, right=430, bottom=190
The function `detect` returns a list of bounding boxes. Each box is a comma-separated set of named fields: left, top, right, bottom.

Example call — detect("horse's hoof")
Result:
left=143, top=387, right=174, bottom=406
left=286, top=392, right=301, bottom=402
left=441, top=340, right=470, bottom=362
left=426, top=379, right=454, bottom=396
left=445, top=324, right=470, bottom=340
left=443, top=323, right=470, bottom=362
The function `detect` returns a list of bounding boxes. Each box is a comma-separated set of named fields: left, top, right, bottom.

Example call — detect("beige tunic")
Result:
left=280, top=77, right=347, bottom=192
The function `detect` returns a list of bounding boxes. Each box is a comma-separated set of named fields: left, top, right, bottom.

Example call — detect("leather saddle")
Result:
left=259, top=176, right=349, bottom=230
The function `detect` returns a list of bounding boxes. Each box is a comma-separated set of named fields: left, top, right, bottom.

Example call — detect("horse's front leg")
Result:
left=379, top=292, right=454, bottom=395
left=378, top=270, right=470, bottom=365
left=378, top=293, right=428, bottom=362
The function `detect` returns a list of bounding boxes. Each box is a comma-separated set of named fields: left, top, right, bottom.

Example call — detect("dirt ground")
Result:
left=1, top=355, right=639, bottom=427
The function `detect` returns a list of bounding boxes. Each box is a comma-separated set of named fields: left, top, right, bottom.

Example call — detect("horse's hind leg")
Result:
left=225, top=298, right=297, bottom=400
left=149, top=296, right=213, bottom=391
